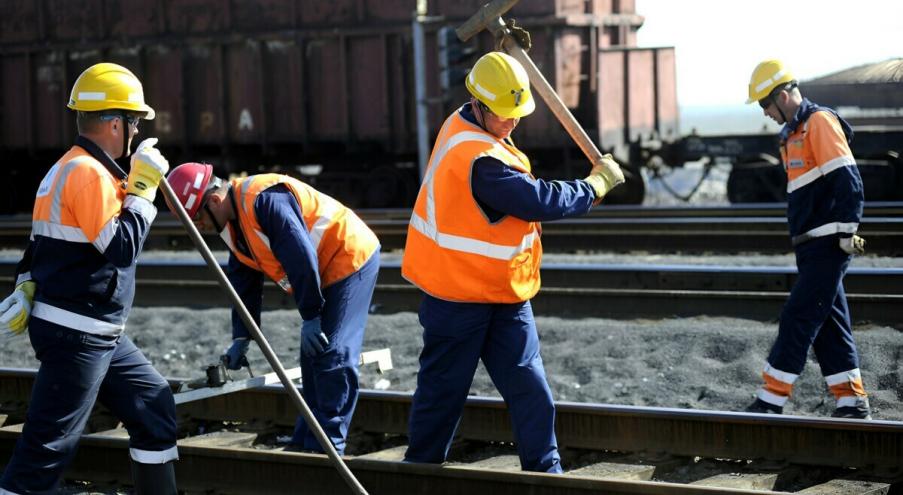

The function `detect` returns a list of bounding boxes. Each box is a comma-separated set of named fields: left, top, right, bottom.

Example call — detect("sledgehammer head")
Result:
left=455, top=0, right=520, bottom=41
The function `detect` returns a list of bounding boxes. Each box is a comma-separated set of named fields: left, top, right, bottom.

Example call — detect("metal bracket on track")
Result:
left=174, top=367, right=302, bottom=405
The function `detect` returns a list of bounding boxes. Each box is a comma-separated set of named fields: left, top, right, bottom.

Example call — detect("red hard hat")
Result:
left=165, top=162, right=214, bottom=218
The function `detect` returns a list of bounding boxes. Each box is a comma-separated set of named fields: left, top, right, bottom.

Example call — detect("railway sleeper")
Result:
left=0, top=420, right=901, bottom=494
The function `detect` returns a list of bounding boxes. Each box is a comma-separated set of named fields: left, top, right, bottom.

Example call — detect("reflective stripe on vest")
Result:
left=783, top=113, right=857, bottom=193
left=32, top=152, right=125, bottom=253
left=228, top=175, right=378, bottom=290
left=410, top=128, right=537, bottom=260
left=402, top=111, right=542, bottom=303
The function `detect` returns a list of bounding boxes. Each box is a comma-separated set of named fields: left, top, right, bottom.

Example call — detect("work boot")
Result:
left=131, top=460, right=177, bottom=495
left=832, top=397, right=872, bottom=420
left=744, top=398, right=783, bottom=414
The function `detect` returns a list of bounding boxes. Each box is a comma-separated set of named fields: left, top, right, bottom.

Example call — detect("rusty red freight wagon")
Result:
left=0, top=0, right=676, bottom=211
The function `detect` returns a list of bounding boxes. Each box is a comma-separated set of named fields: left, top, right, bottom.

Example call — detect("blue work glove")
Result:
left=300, top=317, right=328, bottom=358
left=222, top=337, right=251, bottom=370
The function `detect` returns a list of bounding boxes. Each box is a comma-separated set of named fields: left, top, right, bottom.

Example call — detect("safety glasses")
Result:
left=758, top=82, right=797, bottom=110
left=99, top=113, right=140, bottom=128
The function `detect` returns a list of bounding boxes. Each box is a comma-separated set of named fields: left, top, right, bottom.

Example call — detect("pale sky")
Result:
left=635, top=0, right=903, bottom=109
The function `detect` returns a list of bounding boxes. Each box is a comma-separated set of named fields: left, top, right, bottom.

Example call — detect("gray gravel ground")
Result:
left=2, top=307, right=901, bottom=421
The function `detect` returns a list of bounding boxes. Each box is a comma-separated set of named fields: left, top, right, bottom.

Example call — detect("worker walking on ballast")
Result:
left=0, top=63, right=177, bottom=493
left=743, top=59, right=871, bottom=419
left=402, top=51, right=625, bottom=472
left=165, top=164, right=380, bottom=454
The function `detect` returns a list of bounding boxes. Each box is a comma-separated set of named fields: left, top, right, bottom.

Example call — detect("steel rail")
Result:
left=1, top=368, right=900, bottom=494
left=1, top=204, right=901, bottom=254
left=2, top=261, right=899, bottom=323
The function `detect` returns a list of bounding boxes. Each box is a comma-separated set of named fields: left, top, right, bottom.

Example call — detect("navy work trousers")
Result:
left=404, top=295, right=562, bottom=473
left=291, top=250, right=379, bottom=455
left=768, top=236, right=861, bottom=376
left=1, top=318, right=177, bottom=494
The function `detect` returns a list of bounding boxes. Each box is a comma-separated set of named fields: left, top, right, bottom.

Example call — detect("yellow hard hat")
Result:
left=67, top=63, right=155, bottom=120
left=746, top=59, right=795, bottom=104
left=465, top=52, right=535, bottom=119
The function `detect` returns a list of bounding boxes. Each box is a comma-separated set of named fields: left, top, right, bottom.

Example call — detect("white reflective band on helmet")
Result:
left=469, top=72, right=497, bottom=101
left=755, top=69, right=786, bottom=93
left=77, top=91, right=106, bottom=101
left=128, top=92, right=144, bottom=102
left=184, top=193, right=198, bottom=212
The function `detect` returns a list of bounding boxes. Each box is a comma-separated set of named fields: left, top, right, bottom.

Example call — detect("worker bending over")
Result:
left=165, top=164, right=380, bottom=453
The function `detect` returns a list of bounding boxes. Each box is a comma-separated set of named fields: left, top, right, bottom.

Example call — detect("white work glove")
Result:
left=583, top=153, right=625, bottom=204
left=128, top=138, right=170, bottom=202
left=839, top=235, right=866, bottom=255
left=0, top=281, right=36, bottom=336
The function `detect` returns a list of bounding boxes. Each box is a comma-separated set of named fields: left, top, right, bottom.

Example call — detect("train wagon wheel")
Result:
left=601, top=165, right=645, bottom=205
left=727, top=159, right=786, bottom=203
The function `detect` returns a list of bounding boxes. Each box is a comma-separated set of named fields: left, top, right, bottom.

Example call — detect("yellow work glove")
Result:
left=583, top=153, right=625, bottom=204
left=0, top=281, right=36, bottom=336
left=839, top=235, right=866, bottom=255
left=128, top=138, right=170, bottom=202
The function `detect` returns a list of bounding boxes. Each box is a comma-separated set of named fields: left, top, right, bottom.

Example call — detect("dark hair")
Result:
left=75, top=111, right=104, bottom=134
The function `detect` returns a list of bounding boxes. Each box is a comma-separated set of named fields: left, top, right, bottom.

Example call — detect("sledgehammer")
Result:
left=456, top=0, right=624, bottom=183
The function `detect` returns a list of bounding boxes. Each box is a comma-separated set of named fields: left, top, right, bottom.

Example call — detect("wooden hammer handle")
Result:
left=456, top=0, right=520, bottom=41
left=502, top=35, right=613, bottom=172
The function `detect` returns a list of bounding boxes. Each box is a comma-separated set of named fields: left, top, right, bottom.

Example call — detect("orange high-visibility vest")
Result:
left=223, top=174, right=379, bottom=290
left=402, top=111, right=542, bottom=303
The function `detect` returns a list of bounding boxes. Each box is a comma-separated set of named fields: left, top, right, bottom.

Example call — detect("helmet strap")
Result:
left=470, top=97, right=487, bottom=130
left=204, top=203, right=224, bottom=233
left=120, top=111, right=131, bottom=158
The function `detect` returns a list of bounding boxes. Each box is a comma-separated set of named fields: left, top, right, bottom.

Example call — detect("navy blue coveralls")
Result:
left=1, top=137, right=178, bottom=494
left=225, top=185, right=379, bottom=455
left=754, top=99, right=868, bottom=410
left=404, top=104, right=599, bottom=473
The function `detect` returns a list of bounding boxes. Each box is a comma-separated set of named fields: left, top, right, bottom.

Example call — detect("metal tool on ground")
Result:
left=173, top=366, right=302, bottom=405
left=359, top=348, right=393, bottom=374
left=158, top=179, right=369, bottom=495
left=456, top=0, right=627, bottom=183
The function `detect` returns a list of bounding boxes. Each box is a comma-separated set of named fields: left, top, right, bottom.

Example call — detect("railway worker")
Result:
left=401, top=51, right=625, bottom=472
left=0, top=63, right=178, bottom=493
left=164, top=163, right=380, bottom=455
left=743, top=59, right=870, bottom=419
